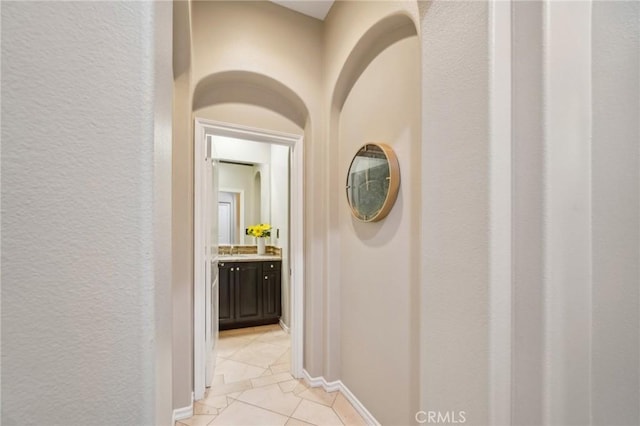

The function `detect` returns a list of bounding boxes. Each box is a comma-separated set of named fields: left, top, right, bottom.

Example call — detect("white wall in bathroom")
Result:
left=218, top=162, right=258, bottom=244
left=214, top=135, right=272, bottom=166
left=214, top=135, right=280, bottom=245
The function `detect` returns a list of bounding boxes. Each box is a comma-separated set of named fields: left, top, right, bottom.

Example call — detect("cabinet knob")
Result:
left=265, top=276, right=268, bottom=280
left=270, top=264, right=274, bottom=268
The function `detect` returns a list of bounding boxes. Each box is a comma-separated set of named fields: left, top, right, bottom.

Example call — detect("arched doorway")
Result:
left=192, top=71, right=309, bottom=401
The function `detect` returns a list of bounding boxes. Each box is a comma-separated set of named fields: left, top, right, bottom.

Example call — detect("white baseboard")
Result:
left=302, top=369, right=380, bottom=426
left=172, top=392, right=194, bottom=424
left=279, top=319, right=290, bottom=334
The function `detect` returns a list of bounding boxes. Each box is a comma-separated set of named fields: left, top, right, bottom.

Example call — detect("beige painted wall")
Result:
left=323, top=0, right=420, bottom=386
left=174, top=0, right=327, bottom=409
left=591, top=3, right=639, bottom=423
left=4, top=2, right=174, bottom=424
left=180, top=2, right=487, bottom=423
left=172, top=0, right=194, bottom=411
left=324, top=1, right=419, bottom=91
left=419, top=2, right=490, bottom=424
left=172, top=45, right=195, bottom=414
left=177, top=2, right=493, bottom=423
left=337, top=36, right=421, bottom=425
left=196, top=104, right=302, bottom=135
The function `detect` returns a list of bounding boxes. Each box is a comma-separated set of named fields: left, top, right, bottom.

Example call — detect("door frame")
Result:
left=193, top=117, right=304, bottom=401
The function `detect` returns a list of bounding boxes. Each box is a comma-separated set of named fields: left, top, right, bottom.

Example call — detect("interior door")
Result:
left=205, top=136, right=219, bottom=387
left=218, top=192, right=236, bottom=245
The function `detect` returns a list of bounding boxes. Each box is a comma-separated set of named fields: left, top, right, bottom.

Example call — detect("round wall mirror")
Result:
left=345, top=143, right=400, bottom=222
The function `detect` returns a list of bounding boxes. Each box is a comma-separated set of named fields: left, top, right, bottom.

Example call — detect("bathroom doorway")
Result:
left=193, top=118, right=304, bottom=401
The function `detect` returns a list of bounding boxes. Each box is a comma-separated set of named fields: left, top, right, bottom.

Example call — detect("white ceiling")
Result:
left=269, top=0, right=335, bottom=21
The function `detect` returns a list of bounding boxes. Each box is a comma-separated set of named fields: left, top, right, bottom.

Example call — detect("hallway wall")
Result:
left=511, top=1, right=640, bottom=425
left=321, top=2, right=423, bottom=423
left=590, top=4, right=639, bottom=422
left=2, top=1, right=174, bottom=424
left=175, top=2, right=640, bottom=424
left=197, top=104, right=302, bottom=136
left=337, top=35, right=421, bottom=425
left=418, top=2, right=492, bottom=424
left=172, top=0, right=194, bottom=411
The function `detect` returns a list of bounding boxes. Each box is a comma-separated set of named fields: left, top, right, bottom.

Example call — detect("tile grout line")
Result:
left=288, top=393, right=307, bottom=424
left=227, top=396, right=304, bottom=421
left=330, top=404, right=347, bottom=426
left=179, top=327, right=300, bottom=426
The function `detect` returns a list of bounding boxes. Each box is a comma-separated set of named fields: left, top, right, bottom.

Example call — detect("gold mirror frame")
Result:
left=345, top=143, right=400, bottom=222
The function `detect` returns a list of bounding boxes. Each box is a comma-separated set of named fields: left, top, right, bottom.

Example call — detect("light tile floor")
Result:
left=177, top=324, right=367, bottom=426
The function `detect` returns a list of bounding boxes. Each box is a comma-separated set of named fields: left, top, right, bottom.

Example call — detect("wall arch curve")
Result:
left=192, top=70, right=310, bottom=129
left=331, top=12, right=418, bottom=112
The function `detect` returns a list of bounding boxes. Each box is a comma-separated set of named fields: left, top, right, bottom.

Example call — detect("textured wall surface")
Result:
left=419, top=2, right=491, bottom=425
left=511, top=2, right=640, bottom=424
left=591, top=2, right=640, bottom=424
left=171, top=0, right=193, bottom=411
left=2, top=2, right=173, bottom=424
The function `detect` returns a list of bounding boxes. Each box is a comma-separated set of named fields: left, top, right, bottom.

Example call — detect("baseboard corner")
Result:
left=171, top=392, right=194, bottom=424
left=301, top=369, right=380, bottom=426
left=279, top=319, right=290, bottom=334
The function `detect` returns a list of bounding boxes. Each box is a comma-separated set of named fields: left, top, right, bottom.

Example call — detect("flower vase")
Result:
left=256, top=237, right=266, bottom=255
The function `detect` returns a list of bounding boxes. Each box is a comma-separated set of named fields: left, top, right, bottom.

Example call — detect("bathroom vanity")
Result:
left=218, top=256, right=282, bottom=330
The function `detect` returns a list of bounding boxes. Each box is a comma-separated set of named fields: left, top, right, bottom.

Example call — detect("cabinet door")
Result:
left=235, top=262, right=262, bottom=321
left=262, top=261, right=282, bottom=318
left=218, top=263, right=234, bottom=324
left=262, top=269, right=281, bottom=318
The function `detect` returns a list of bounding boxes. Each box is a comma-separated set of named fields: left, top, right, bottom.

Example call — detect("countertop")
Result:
left=216, top=254, right=282, bottom=263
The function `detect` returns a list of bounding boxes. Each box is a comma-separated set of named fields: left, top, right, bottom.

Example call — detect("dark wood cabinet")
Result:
left=236, top=262, right=262, bottom=321
left=218, top=263, right=234, bottom=326
left=262, top=261, right=281, bottom=318
left=218, top=260, right=281, bottom=330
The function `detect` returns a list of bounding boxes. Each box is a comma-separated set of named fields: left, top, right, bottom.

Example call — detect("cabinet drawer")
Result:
left=262, top=261, right=281, bottom=272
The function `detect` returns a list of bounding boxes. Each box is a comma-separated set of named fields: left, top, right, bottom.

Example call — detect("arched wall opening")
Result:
left=190, top=69, right=310, bottom=403
left=192, top=70, right=309, bottom=129
left=331, top=13, right=419, bottom=112
left=326, top=11, right=421, bottom=425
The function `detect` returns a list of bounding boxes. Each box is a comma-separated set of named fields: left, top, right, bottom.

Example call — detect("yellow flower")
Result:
left=247, top=223, right=271, bottom=238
